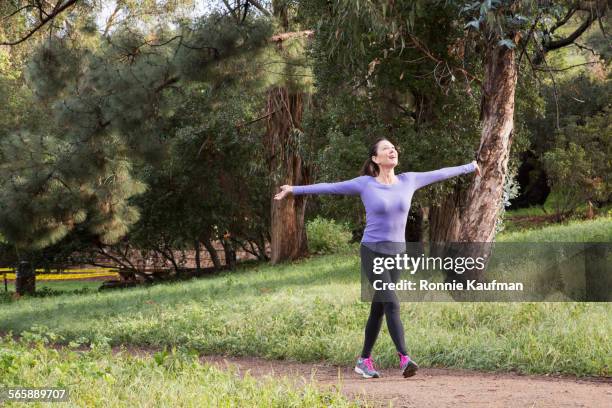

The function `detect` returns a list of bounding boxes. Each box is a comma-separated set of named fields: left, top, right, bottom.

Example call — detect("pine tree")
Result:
left=0, top=10, right=273, bottom=255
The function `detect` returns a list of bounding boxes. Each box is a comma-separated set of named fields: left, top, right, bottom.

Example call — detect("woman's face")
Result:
left=372, top=140, right=398, bottom=169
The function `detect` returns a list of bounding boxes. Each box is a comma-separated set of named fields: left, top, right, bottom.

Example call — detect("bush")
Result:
left=306, top=216, right=352, bottom=254
left=541, top=107, right=611, bottom=220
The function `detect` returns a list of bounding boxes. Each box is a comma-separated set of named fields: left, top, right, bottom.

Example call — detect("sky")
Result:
left=95, top=0, right=219, bottom=31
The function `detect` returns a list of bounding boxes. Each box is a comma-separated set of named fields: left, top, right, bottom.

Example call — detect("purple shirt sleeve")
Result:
left=292, top=176, right=366, bottom=196
left=407, top=162, right=476, bottom=190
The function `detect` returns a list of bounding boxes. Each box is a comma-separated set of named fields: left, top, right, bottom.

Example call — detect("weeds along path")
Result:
left=41, top=341, right=612, bottom=408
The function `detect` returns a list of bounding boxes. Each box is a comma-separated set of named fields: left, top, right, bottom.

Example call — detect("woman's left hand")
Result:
left=471, top=160, right=481, bottom=177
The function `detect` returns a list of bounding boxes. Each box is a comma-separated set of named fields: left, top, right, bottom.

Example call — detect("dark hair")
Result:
left=360, top=137, right=389, bottom=177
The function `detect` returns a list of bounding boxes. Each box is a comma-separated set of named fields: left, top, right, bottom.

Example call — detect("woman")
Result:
left=274, top=138, right=481, bottom=379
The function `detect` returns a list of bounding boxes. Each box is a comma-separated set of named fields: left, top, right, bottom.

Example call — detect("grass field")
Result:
left=1, top=218, right=611, bottom=380
left=0, top=334, right=358, bottom=407
left=503, top=201, right=612, bottom=233
left=497, top=216, right=612, bottom=242
left=2, top=280, right=102, bottom=292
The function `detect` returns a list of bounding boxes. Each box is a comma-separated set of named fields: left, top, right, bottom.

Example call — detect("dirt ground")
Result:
left=196, top=355, right=611, bottom=408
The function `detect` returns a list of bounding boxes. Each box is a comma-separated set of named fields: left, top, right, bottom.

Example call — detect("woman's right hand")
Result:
left=274, top=185, right=293, bottom=200
left=471, top=160, right=481, bottom=177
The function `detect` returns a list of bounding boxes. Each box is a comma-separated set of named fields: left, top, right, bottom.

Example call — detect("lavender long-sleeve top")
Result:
left=293, top=162, right=476, bottom=245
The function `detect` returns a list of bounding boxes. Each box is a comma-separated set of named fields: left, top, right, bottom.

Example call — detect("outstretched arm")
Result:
left=408, top=161, right=480, bottom=190
left=274, top=176, right=366, bottom=200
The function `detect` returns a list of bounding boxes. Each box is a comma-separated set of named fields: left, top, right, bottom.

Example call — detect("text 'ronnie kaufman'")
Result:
left=373, top=280, right=524, bottom=291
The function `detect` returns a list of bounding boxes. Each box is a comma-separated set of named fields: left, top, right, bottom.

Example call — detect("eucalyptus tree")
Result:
left=302, top=0, right=607, bottom=279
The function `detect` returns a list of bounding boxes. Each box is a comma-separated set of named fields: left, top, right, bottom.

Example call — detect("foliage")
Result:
left=0, top=331, right=357, bottom=407
left=542, top=107, right=611, bottom=218
left=306, top=216, right=352, bottom=254
left=0, top=10, right=273, bottom=252
left=497, top=216, right=612, bottom=242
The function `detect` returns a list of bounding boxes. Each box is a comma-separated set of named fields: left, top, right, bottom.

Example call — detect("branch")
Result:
left=518, top=14, right=541, bottom=67
left=1, top=4, right=37, bottom=21
left=543, top=13, right=594, bottom=52
left=407, top=33, right=481, bottom=86
left=0, top=0, right=80, bottom=46
left=532, top=2, right=607, bottom=65
left=572, top=41, right=600, bottom=58
left=541, top=2, right=607, bottom=54
left=222, top=0, right=240, bottom=23
left=234, top=108, right=281, bottom=129
left=103, top=2, right=121, bottom=37
left=541, top=53, right=561, bottom=130
left=245, top=0, right=270, bottom=17
left=548, top=8, right=577, bottom=35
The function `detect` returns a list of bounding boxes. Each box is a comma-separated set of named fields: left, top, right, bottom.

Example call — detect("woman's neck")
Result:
left=376, top=167, right=397, bottom=184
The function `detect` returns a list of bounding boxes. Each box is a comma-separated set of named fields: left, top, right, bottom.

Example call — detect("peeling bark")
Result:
left=428, top=184, right=466, bottom=251
left=461, top=44, right=517, bottom=243
left=265, top=87, right=310, bottom=264
left=444, top=43, right=517, bottom=283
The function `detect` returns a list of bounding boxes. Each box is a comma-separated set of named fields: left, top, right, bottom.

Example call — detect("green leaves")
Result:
left=1, top=11, right=274, bottom=251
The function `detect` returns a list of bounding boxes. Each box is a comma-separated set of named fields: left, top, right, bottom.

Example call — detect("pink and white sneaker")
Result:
left=399, top=352, right=419, bottom=378
left=354, top=356, right=380, bottom=378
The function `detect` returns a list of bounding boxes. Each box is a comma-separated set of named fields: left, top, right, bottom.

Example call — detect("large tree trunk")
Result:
left=220, top=235, right=237, bottom=270
left=428, top=184, right=465, bottom=248
left=265, top=87, right=310, bottom=264
left=428, top=187, right=467, bottom=263
left=445, top=43, right=517, bottom=282
left=201, top=236, right=222, bottom=270
left=15, top=260, right=36, bottom=295
left=194, top=239, right=201, bottom=273
left=462, top=44, right=517, bottom=242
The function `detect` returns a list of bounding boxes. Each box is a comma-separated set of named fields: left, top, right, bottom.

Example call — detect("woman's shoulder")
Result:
left=354, top=175, right=375, bottom=183
left=398, top=172, right=414, bottom=181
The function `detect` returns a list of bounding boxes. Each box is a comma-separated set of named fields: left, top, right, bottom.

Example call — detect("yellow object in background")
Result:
left=2, top=268, right=119, bottom=280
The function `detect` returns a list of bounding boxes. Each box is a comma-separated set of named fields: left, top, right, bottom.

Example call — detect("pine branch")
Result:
left=0, top=0, right=80, bottom=46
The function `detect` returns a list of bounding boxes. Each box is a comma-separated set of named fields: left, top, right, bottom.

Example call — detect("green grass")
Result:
left=504, top=201, right=612, bottom=233
left=0, top=334, right=358, bottom=407
left=1, top=281, right=100, bottom=304
left=498, top=217, right=612, bottom=242
left=7, top=280, right=103, bottom=292
left=506, top=206, right=550, bottom=218
left=0, top=218, right=610, bottom=379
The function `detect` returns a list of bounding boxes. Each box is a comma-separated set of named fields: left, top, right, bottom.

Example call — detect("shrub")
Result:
left=542, top=108, right=611, bottom=220
left=306, top=216, right=352, bottom=254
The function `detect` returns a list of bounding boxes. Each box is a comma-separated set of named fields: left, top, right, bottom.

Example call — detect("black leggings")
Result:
left=360, top=244, right=407, bottom=358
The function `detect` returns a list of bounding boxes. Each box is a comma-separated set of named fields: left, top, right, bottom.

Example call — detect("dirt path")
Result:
left=3, top=333, right=610, bottom=407
left=195, top=355, right=611, bottom=408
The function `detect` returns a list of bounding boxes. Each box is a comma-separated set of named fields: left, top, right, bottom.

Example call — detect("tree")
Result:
left=302, top=0, right=607, bottom=281
left=299, top=0, right=488, bottom=246
left=542, top=107, right=611, bottom=219
left=453, top=1, right=607, bottom=244
left=0, top=0, right=81, bottom=46
left=0, top=10, right=273, bottom=256
left=260, top=4, right=315, bottom=264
